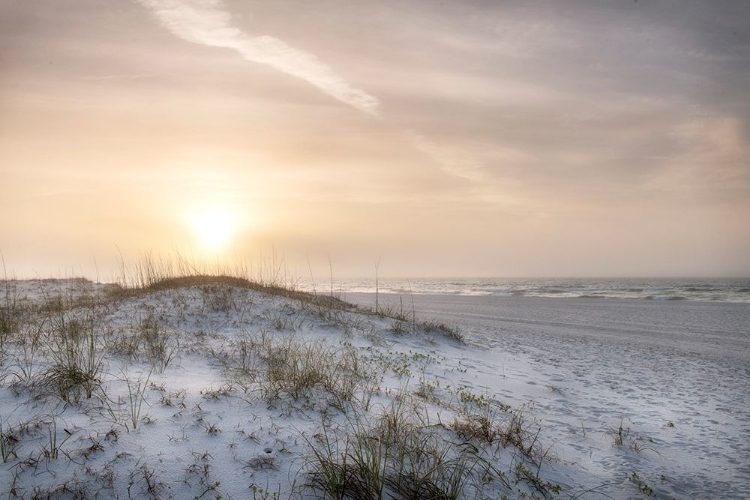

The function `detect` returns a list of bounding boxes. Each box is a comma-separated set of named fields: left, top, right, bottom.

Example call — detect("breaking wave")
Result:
left=308, top=278, right=750, bottom=303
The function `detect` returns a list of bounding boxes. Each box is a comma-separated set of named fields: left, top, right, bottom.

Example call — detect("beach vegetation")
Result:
left=0, top=419, right=19, bottom=463
left=306, top=399, right=483, bottom=499
left=0, top=257, right=583, bottom=499
left=41, top=314, right=104, bottom=402
left=124, top=370, right=152, bottom=431
left=1, top=254, right=22, bottom=351
left=609, top=416, right=629, bottom=447
left=629, top=471, right=655, bottom=497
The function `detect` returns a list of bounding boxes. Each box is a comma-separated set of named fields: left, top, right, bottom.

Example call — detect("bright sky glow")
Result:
left=188, top=205, right=236, bottom=251
left=1, top=0, right=749, bottom=278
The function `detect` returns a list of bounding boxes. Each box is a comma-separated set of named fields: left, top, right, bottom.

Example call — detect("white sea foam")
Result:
left=299, top=277, right=750, bottom=303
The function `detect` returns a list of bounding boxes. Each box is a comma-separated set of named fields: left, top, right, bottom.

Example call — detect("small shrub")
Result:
left=307, top=401, right=482, bottom=500
left=422, top=321, right=464, bottom=343
left=141, top=313, right=178, bottom=373
left=128, top=461, right=164, bottom=498
left=629, top=471, right=654, bottom=497
left=201, top=384, right=233, bottom=400
left=514, top=462, right=561, bottom=496
left=0, top=419, right=19, bottom=463
left=257, top=336, right=371, bottom=405
left=200, top=285, right=236, bottom=312
left=203, top=422, right=221, bottom=435
left=234, top=333, right=258, bottom=376
left=453, top=400, right=540, bottom=459
left=8, top=321, right=45, bottom=387
left=246, top=455, right=277, bottom=471
left=609, top=417, right=631, bottom=447
left=0, top=261, right=20, bottom=353
left=124, top=370, right=152, bottom=431
left=42, top=316, right=103, bottom=402
left=0, top=304, right=18, bottom=356
left=390, top=321, right=408, bottom=335
left=42, top=412, right=74, bottom=460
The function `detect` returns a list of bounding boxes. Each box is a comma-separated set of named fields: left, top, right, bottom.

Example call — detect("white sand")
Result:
left=1, top=280, right=748, bottom=498
left=347, top=292, right=750, bottom=498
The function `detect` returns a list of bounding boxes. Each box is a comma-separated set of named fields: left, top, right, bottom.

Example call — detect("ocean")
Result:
left=300, top=277, right=750, bottom=303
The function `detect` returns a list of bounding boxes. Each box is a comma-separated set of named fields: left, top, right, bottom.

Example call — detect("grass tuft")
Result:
left=307, top=399, right=483, bottom=500
left=41, top=315, right=103, bottom=402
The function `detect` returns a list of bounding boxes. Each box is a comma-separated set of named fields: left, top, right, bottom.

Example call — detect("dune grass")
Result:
left=0, top=257, right=571, bottom=499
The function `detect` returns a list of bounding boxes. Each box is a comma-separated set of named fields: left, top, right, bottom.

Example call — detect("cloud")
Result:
left=135, top=0, right=379, bottom=115
left=80, top=74, right=155, bottom=80
left=135, top=0, right=487, bottom=184
left=646, top=116, right=750, bottom=194
left=406, top=130, right=485, bottom=182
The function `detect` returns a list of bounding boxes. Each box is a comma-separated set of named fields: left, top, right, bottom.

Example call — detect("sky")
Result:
left=1, top=0, right=749, bottom=279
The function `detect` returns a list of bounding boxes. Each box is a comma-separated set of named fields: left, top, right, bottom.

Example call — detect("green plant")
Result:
left=458, top=389, right=486, bottom=406
left=256, top=336, right=371, bottom=405
left=251, top=483, right=282, bottom=500
left=0, top=253, right=20, bottom=355
left=629, top=471, right=654, bottom=497
left=0, top=418, right=19, bottom=463
left=610, top=417, right=629, bottom=447
left=124, top=370, right=152, bottom=431
left=453, top=398, right=540, bottom=461
left=514, top=462, right=561, bottom=496
left=128, top=460, right=164, bottom=498
left=421, top=321, right=464, bottom=343
left=139, top=312, right=178, bottom=373
left=43, top=411, right=74, bottom=460
left=200, top=285, right=236, bottom=312
left=201, top=384, right=233, bottom=400
left=203, top=422, right=222, bottom=435
left=8, top=320, right=45, bottom=387
left=234, top=333, right=258, bottom=376
left=184, top=450, right=223, bottom=498
left=43, top=315, right=103, bottom=402
left=0, top=304, right=15, bottom=357
left=307, top=400, right=482, bottom=500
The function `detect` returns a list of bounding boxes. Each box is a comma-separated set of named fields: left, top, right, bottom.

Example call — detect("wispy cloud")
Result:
left=135, top=0, right=488, bottom=184
left=406, top=130, right=485, bottom=182
left=135, top=0, right=379, bottom=115
left=80, top=74, right=155, bottom=81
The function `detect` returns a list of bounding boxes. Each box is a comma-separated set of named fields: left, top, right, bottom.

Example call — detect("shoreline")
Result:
left=0, top=279, right=748, bottom=498
left=344, top=291, right=750, bottom=353
left=347, top=291, right=750, bottom=497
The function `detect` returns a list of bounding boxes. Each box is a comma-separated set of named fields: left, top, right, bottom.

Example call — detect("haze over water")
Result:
left=304, top=277, right=750, bottom=303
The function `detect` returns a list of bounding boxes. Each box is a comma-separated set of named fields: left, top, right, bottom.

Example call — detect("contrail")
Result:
left=136, top=0, right=487, bottom=182
left=135, top=0, right=379, bottom=115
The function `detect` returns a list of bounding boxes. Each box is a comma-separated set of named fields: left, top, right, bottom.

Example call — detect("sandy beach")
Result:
left=1, top=278, right=748, bottom=498
left=346, top=292, right=750, bottom=498
left=5, top=0, right=750, bottom=497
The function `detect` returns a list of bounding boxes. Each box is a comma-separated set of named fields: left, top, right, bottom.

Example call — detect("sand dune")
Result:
left=0, top=279, right=747, bottom=498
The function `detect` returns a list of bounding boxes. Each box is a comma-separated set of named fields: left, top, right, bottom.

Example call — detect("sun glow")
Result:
left=189, top=205, right=237, bottom=250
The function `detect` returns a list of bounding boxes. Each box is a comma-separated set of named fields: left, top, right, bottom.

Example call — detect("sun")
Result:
left=189, top=205, right=236, bottom=251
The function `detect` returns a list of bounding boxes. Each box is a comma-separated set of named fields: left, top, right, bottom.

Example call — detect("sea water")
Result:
left=301, top=277, right=750, bottom=303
